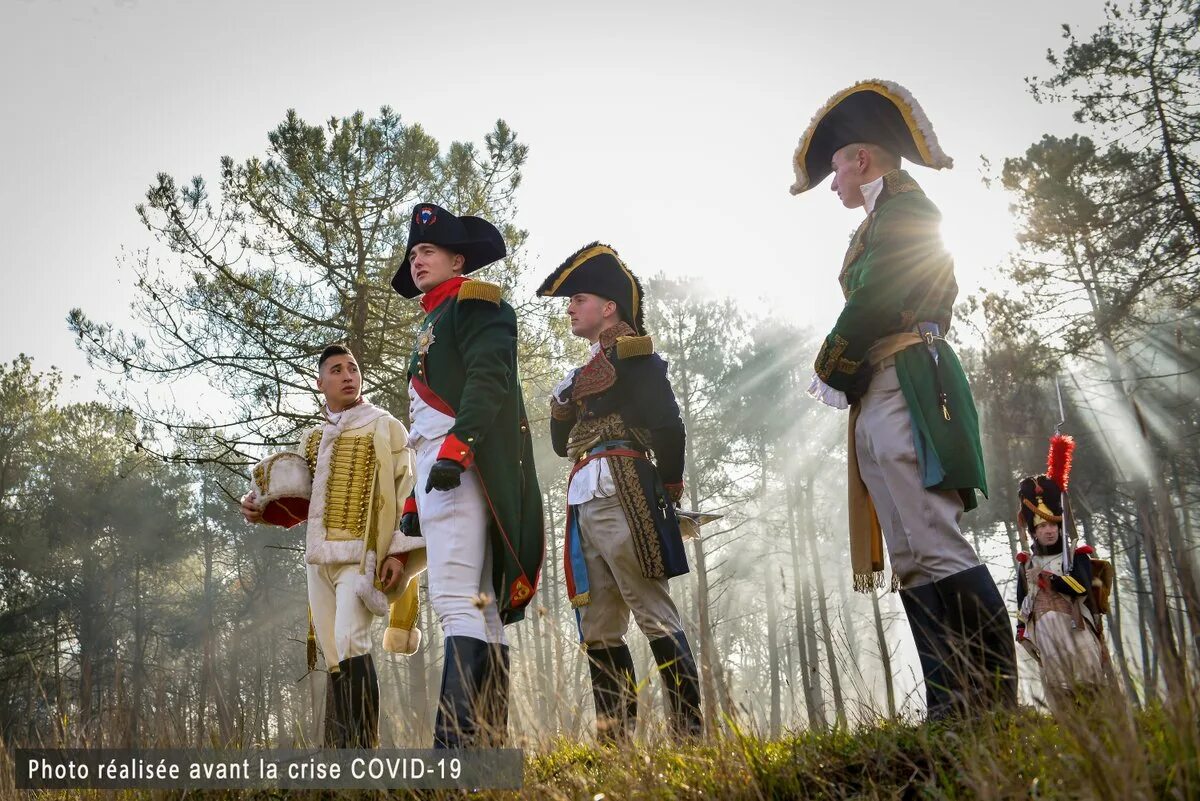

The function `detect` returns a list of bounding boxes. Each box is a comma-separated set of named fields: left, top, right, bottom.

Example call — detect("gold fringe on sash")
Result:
left=849, top=332, right=923, bottom=593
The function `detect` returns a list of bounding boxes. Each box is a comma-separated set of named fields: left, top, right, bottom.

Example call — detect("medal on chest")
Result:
left=416, top=326, right=436, bottom=355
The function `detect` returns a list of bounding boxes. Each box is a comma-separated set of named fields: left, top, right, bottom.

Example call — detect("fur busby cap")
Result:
left=251, top=452, right=312, bottom=529
left=1017, top=434, right=1076, bottom=534
left=537, top=242, right=646, bottom=335
left=1018, top=475, right=1063, bottom=532
left=391, top=203, right=507, bottom=299
left=790, top=79, right=954, bottom=195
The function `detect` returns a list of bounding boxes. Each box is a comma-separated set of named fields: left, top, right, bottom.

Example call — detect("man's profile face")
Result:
left=829, top=146, right=867, bottom=210
left=409, top=243, right=465, bottom=293
left=567, top=292, right=616, bottom=340
left=316, top=353, right=362, bottom=409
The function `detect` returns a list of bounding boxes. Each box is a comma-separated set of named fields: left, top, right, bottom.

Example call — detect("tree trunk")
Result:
left=786, top=476, right=820, bottom=728
left=1165, top=455, right=1200, bottom=667
left=1105, top=511, right=1139, bottom=706
left=1146, top=12, right=1200, bottom=242
left=803, top=477, right=846, bottom=727
left=870, top=588, right=896, bottom=717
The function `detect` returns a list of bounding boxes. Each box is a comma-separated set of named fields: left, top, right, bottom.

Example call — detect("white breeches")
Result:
left=307, top=561, right=374, bottom=667
left=414, top=435, right=506, bottom=645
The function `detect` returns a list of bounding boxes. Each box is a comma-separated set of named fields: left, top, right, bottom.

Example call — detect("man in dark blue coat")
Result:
left=539, top=243, right=701, bottom=742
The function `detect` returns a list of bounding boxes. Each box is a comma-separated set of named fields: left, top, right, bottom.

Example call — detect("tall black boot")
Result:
left=587, top=644, right=638, bottom=743
left=935, top=564, right=1018, bottom=712
left=649, top=631, right=702, bottom=740
left=479, top=643, right=511, bottom=746
left=323, top=668, right=349, bottom=748
left=341, top=654, right=379, bottom=748
left=899, top=583, right=956, bottom=720
left=433, top=636, right=490, bottom=749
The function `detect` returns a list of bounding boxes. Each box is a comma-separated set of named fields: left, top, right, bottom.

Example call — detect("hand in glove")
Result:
left=425, top=459, right=464, bottom=493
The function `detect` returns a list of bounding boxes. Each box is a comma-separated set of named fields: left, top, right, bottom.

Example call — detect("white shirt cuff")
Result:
left=807, top=374, right=849, bottom=410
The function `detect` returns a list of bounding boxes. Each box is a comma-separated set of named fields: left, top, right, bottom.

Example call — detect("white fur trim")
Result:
left=305, top=535, right=366, bottom=565
left=388, top=533, right=427, bottom=555
left=790, top=78, right=954, bottom=195
left=355, top=551, right=390, bottom=616
left=383, top=626, right=421, bottom=655
left=251, top=452, right=312, bottom=505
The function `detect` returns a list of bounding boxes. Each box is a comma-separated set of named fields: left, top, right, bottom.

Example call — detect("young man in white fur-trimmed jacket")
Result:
left=242, top=343, right=427, bottom=748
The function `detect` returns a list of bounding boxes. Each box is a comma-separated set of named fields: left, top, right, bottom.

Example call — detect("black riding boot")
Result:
left=341, top=654, right=379, bottom=748
left=587, top=643, right=639, bottom=743
left=433, top=636, right=490, bottom=749
left=935, top=564, right=1018, bottom=712
left=649, top=631, right=702, bottom=739
left=479, top=643, right=511, bottom=746
left=324, top=668, right=349, bottom=747
left=899, top=582, right=956, bottom=720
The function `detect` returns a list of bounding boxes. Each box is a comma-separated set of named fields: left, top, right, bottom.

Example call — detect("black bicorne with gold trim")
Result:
left=790, top=79, right=954, bottom=195
left=537, top=242, right=646, bottom=335
left=391, top=203, right=507, bottom=299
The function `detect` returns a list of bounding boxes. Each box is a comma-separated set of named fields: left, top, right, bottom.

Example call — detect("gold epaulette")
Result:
left=458, top=280, right=503, bottom=305
left=1061, top=575, right=1086, bottom=594
left=616, top=335, right=653, bottom=359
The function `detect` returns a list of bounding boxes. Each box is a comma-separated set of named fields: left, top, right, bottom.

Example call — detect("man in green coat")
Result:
left=791, top=80, right=1016, bottom=718
left=391, top=203, right=545, bottom=748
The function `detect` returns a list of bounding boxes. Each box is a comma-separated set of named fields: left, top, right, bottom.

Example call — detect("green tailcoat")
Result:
left=409, top=280, right=545, bottom=623
left=814, top=170, right=988, bottom=508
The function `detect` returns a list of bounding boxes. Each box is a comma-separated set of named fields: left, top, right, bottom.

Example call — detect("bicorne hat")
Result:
left=537, top=242, right=646, bottom=335
left=790, top=79, right=954, bottom=195
left=391, top=203, right=507, bottom=299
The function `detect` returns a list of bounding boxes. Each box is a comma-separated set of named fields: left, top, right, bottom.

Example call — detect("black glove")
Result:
left=425, top=459, right=464, bottom=493
left=845, top=363, right=874, bottom=406
left=400, top=511, right=421, bottom=537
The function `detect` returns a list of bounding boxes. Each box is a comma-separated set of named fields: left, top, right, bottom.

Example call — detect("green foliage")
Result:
left=68, top=108, right=529, bottom=474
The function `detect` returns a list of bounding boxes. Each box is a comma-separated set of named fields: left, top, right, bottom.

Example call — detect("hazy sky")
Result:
left=2, top=0, right=1109, bottom=398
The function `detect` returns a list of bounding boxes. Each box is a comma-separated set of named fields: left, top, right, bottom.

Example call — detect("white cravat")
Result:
left=861, top=174, right=885, bottom=215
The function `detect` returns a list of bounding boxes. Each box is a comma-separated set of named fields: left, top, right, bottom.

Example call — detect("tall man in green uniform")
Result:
left=391, top=203, right=545, bottom=748
left=790, top=80, right=1016, bottom=717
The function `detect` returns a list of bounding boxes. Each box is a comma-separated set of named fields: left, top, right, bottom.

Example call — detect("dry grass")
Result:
left=2, top=691, right=1196, bottom=801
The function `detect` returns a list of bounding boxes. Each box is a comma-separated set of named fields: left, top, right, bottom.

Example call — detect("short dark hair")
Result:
left=318, top=343, right=356, bottom=370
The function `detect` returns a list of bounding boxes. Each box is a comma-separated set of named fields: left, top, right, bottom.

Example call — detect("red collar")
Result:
left=420, top=276, right=469, bottom=313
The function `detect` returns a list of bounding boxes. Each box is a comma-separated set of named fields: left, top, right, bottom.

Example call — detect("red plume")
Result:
left=1046, top=434, right=1075, bottom=492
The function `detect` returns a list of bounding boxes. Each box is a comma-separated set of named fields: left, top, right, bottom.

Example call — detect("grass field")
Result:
left=3, top=693, right=1196, bottom=800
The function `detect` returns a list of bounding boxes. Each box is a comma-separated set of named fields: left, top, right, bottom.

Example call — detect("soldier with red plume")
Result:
left=1015, top=434, right=1111, bottom=699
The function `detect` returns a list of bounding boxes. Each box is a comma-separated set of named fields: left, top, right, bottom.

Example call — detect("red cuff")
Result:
left=403, top=495, right=417, bottom=515
left=386, top=553, right=409, bottom=568
left=1074, top=544, right=1095, bottom=556
left=437, top=433, right=475, bottom=468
